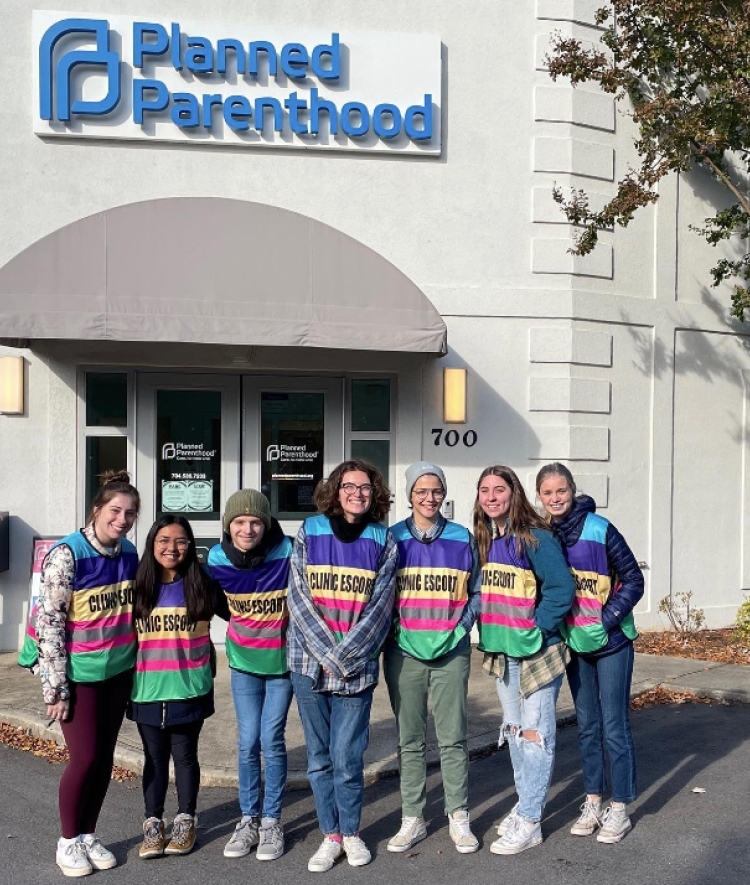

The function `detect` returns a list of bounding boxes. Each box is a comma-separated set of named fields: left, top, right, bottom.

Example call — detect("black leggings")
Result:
left=137, top=721, right=204, bottom=818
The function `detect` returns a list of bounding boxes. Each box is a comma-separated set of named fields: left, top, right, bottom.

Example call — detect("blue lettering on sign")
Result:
left=38, top=18, right=435, bottom=145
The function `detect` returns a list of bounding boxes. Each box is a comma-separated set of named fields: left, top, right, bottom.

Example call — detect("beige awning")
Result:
left=0, top=197, right=447, bottom=355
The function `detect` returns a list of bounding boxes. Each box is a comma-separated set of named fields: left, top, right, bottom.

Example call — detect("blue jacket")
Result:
left=552, top=495, right=644, bottom=658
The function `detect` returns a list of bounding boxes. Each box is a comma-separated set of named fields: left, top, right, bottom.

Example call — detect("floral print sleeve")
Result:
left=36, top=544, right=75, bottom=704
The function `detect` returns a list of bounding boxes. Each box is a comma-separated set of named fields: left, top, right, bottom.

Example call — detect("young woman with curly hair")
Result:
left=473, top=465, right=574, bottom=857
left=287, top=459, right=398, bottom=873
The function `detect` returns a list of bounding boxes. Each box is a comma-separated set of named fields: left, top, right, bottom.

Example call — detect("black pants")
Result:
left=137, top=721, right=203, bottom=818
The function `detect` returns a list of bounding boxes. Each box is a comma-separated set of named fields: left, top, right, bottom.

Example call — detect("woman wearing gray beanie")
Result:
left=206, top=489, right=293, bottom=863
left=383, top=462, right=482, bottom=855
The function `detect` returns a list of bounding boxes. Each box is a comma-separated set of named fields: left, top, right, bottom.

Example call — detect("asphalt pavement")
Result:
left=1, top=647, right=749, bottom=787
left=1, top=695, right=748, bottom=885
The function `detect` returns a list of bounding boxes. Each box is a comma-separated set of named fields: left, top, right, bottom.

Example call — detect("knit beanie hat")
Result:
left=223, top=489, right=272, bottom=532
left=404, top=461, right=447, bottom=502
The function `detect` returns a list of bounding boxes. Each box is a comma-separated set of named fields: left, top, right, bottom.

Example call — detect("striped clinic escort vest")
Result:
left=560, top=512, right=638, bottom=654
left=17, top=603, right=40, bottom=669
left=60, top=531, right=138, bottom=683
left=478, top=534, right=543, bottom=659
left=304, top=514, right=388, bottom=643
left=131, top=579, right=212, bottom=703
left=391, top=520, right=473, bottom=660
left=207, top=537, right=292, bottom=675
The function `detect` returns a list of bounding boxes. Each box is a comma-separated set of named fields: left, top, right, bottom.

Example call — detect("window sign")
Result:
left=156, top=390, right=221, bottom=518
left=261, top=392, right=324, bottom=519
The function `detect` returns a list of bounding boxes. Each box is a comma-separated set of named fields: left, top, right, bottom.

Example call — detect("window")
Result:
left=348, top=378, right=393, bottom=500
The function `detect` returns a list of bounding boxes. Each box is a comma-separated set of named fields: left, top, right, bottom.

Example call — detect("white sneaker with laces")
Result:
left=56, top=839, right=93, bottom=878
left=308, top=836, right=344, bottom=872
left=490, top=814, right=543, bottom=855
left=496, top=802, right=520, bottom=837
left=596, top=804, right=632, bottom=843
left=343, top=834, right=372, bottom=867
left=448, top=809, right=479, bottom=854
left=387, top=816, right=427, bottom=852
left=224, top=815, right=260, bottom=858
left=570, top=798, right=603, bottom=836
left=80, top=833, right=116, bottom=870
left=256, top=818, right=285, bottom=861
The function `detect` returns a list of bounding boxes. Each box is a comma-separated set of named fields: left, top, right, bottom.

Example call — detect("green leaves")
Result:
left=547, top=0, right=750, bottom=318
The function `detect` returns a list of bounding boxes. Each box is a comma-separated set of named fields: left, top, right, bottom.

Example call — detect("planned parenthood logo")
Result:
left=39, top=19, right=120, bottom=122
left=33, top=11, right=441, bottom=154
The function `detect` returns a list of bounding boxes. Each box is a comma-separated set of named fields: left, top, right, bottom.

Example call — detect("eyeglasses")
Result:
left=155, top=538, right=191, bottom=550
left=340, top=482, right=374, bottom=496
left=413, top=489, right=445, bottom=501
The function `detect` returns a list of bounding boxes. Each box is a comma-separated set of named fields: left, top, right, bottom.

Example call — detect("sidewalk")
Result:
left=1, top=648, right=748, bottom=788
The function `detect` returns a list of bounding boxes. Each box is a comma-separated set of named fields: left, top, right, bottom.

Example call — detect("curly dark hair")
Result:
left=313, top=459, right=392, bottom=522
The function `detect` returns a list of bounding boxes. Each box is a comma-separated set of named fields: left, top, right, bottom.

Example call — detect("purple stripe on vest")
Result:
left=567, top=538, right=609, bottom=574
left=306, top=533, right=382, bottom=569
left=395, top=537, right=472, bottom=571
left=486, top=537, right=531, bottom=570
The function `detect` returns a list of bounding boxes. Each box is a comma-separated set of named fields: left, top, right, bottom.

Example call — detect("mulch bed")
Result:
left=635, top=628, right=750, bottom=666
left=0, top=722, right=136, bottom=779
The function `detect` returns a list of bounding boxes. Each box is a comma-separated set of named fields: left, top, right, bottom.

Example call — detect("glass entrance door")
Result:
left=135, top=373, right=241, bottom=559
left=242, top=377, right=344, bottom=536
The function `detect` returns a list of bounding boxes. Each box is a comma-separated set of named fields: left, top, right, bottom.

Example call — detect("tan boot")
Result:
left=139, top=818, right=165, bottom=859
left=165, top=814, right=196, bottom=855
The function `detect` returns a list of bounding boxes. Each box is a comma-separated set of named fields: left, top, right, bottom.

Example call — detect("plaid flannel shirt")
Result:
left=482, top=642, right=569, bottom=698
left=287, top=519, right=398, bottom=695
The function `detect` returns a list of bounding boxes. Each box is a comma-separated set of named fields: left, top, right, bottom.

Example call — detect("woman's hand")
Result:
left=46, top=698, right=70, bottom=723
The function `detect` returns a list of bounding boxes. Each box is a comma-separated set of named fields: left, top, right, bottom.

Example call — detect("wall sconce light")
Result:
left=0, top=356, right=24, bottom=415
left=443, top=367, right=467, bottom=423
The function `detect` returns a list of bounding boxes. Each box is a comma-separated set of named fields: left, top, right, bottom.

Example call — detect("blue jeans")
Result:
left=495, top=656, right=563, bottom=822
left=567, top=641, right=637, bottom=803
left=290, top=672, right=373, bottom=836
left=230, top=669, right=293, bottom=819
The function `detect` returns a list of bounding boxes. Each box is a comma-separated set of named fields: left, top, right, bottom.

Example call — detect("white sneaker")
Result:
left=496, top=802, right=519, bottom=837
left=570, top=798, right=603, bottom=836
left=308, top=837, right=344, bottom=872
left=448, top=809, right=479, bottom=854
left=224, top=815, right=260, bottom=858
left=596, top=804, right=632, bottom=843
left=388, top=815, right=427, bottom=852
left=343, top=835, right=372, bottom=867
left=490, top=814, right=543, bottom=855
left=80, top=833, right=116, bottom=870
left=256, top=818, right=284, bottom=861
left=56, top=839, right=93, bottom=878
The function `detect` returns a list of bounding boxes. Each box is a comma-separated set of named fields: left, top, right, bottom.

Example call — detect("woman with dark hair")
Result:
left=536, top=463, right=643, bottom=844
left=36, top=470, right=140, bottom=878
left=473, top=465, right=574, bottom=857
left=129, top=514, right=223, bottom=860
left=287, top=459, right=398, bottom=873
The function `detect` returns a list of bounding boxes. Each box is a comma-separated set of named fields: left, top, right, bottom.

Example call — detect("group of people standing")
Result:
left=29, top=455, right=643, bottom=878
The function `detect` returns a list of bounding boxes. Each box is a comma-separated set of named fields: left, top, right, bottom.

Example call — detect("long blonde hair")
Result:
left=472, top=465, right=550, bottom=565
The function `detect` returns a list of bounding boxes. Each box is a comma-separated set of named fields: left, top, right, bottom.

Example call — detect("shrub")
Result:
left=734, top=597, right=750, bottom=646
left=658, top=591, right=706, bottom=635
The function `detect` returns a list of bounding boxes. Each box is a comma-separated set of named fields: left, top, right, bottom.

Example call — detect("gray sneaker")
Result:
left=596, top=805, right=632, bottom=843
left=223, top=815, right=260, bottom=858
left=570, top=798, right=602, bottom=836
left=256, top=818, right=284, bottom=861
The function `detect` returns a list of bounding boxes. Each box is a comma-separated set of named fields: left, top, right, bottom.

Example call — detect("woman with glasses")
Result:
left=206, top=489, right=293, bottom=863
left=35, top=471, right=140, bottom=878
left=384, top=462, right=482, bottom=855
left=129, top=515, right=223, bottom=860
left=287, top=459, right=398, bottom=873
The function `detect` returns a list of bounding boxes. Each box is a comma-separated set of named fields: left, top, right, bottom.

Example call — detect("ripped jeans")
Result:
left=495, top=657, right=563, bottom=822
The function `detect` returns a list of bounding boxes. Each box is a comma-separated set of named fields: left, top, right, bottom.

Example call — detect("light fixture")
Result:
left=0, top=356, right=24, bottom=415
left=443, top=367, right=467, bottom=423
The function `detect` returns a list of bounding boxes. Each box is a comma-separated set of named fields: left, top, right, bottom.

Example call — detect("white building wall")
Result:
left=0, top=0, right=748, bottom=645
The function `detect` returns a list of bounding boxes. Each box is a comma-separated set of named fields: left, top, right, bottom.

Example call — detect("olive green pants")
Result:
left=383, top=645, right=471, bottom=817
